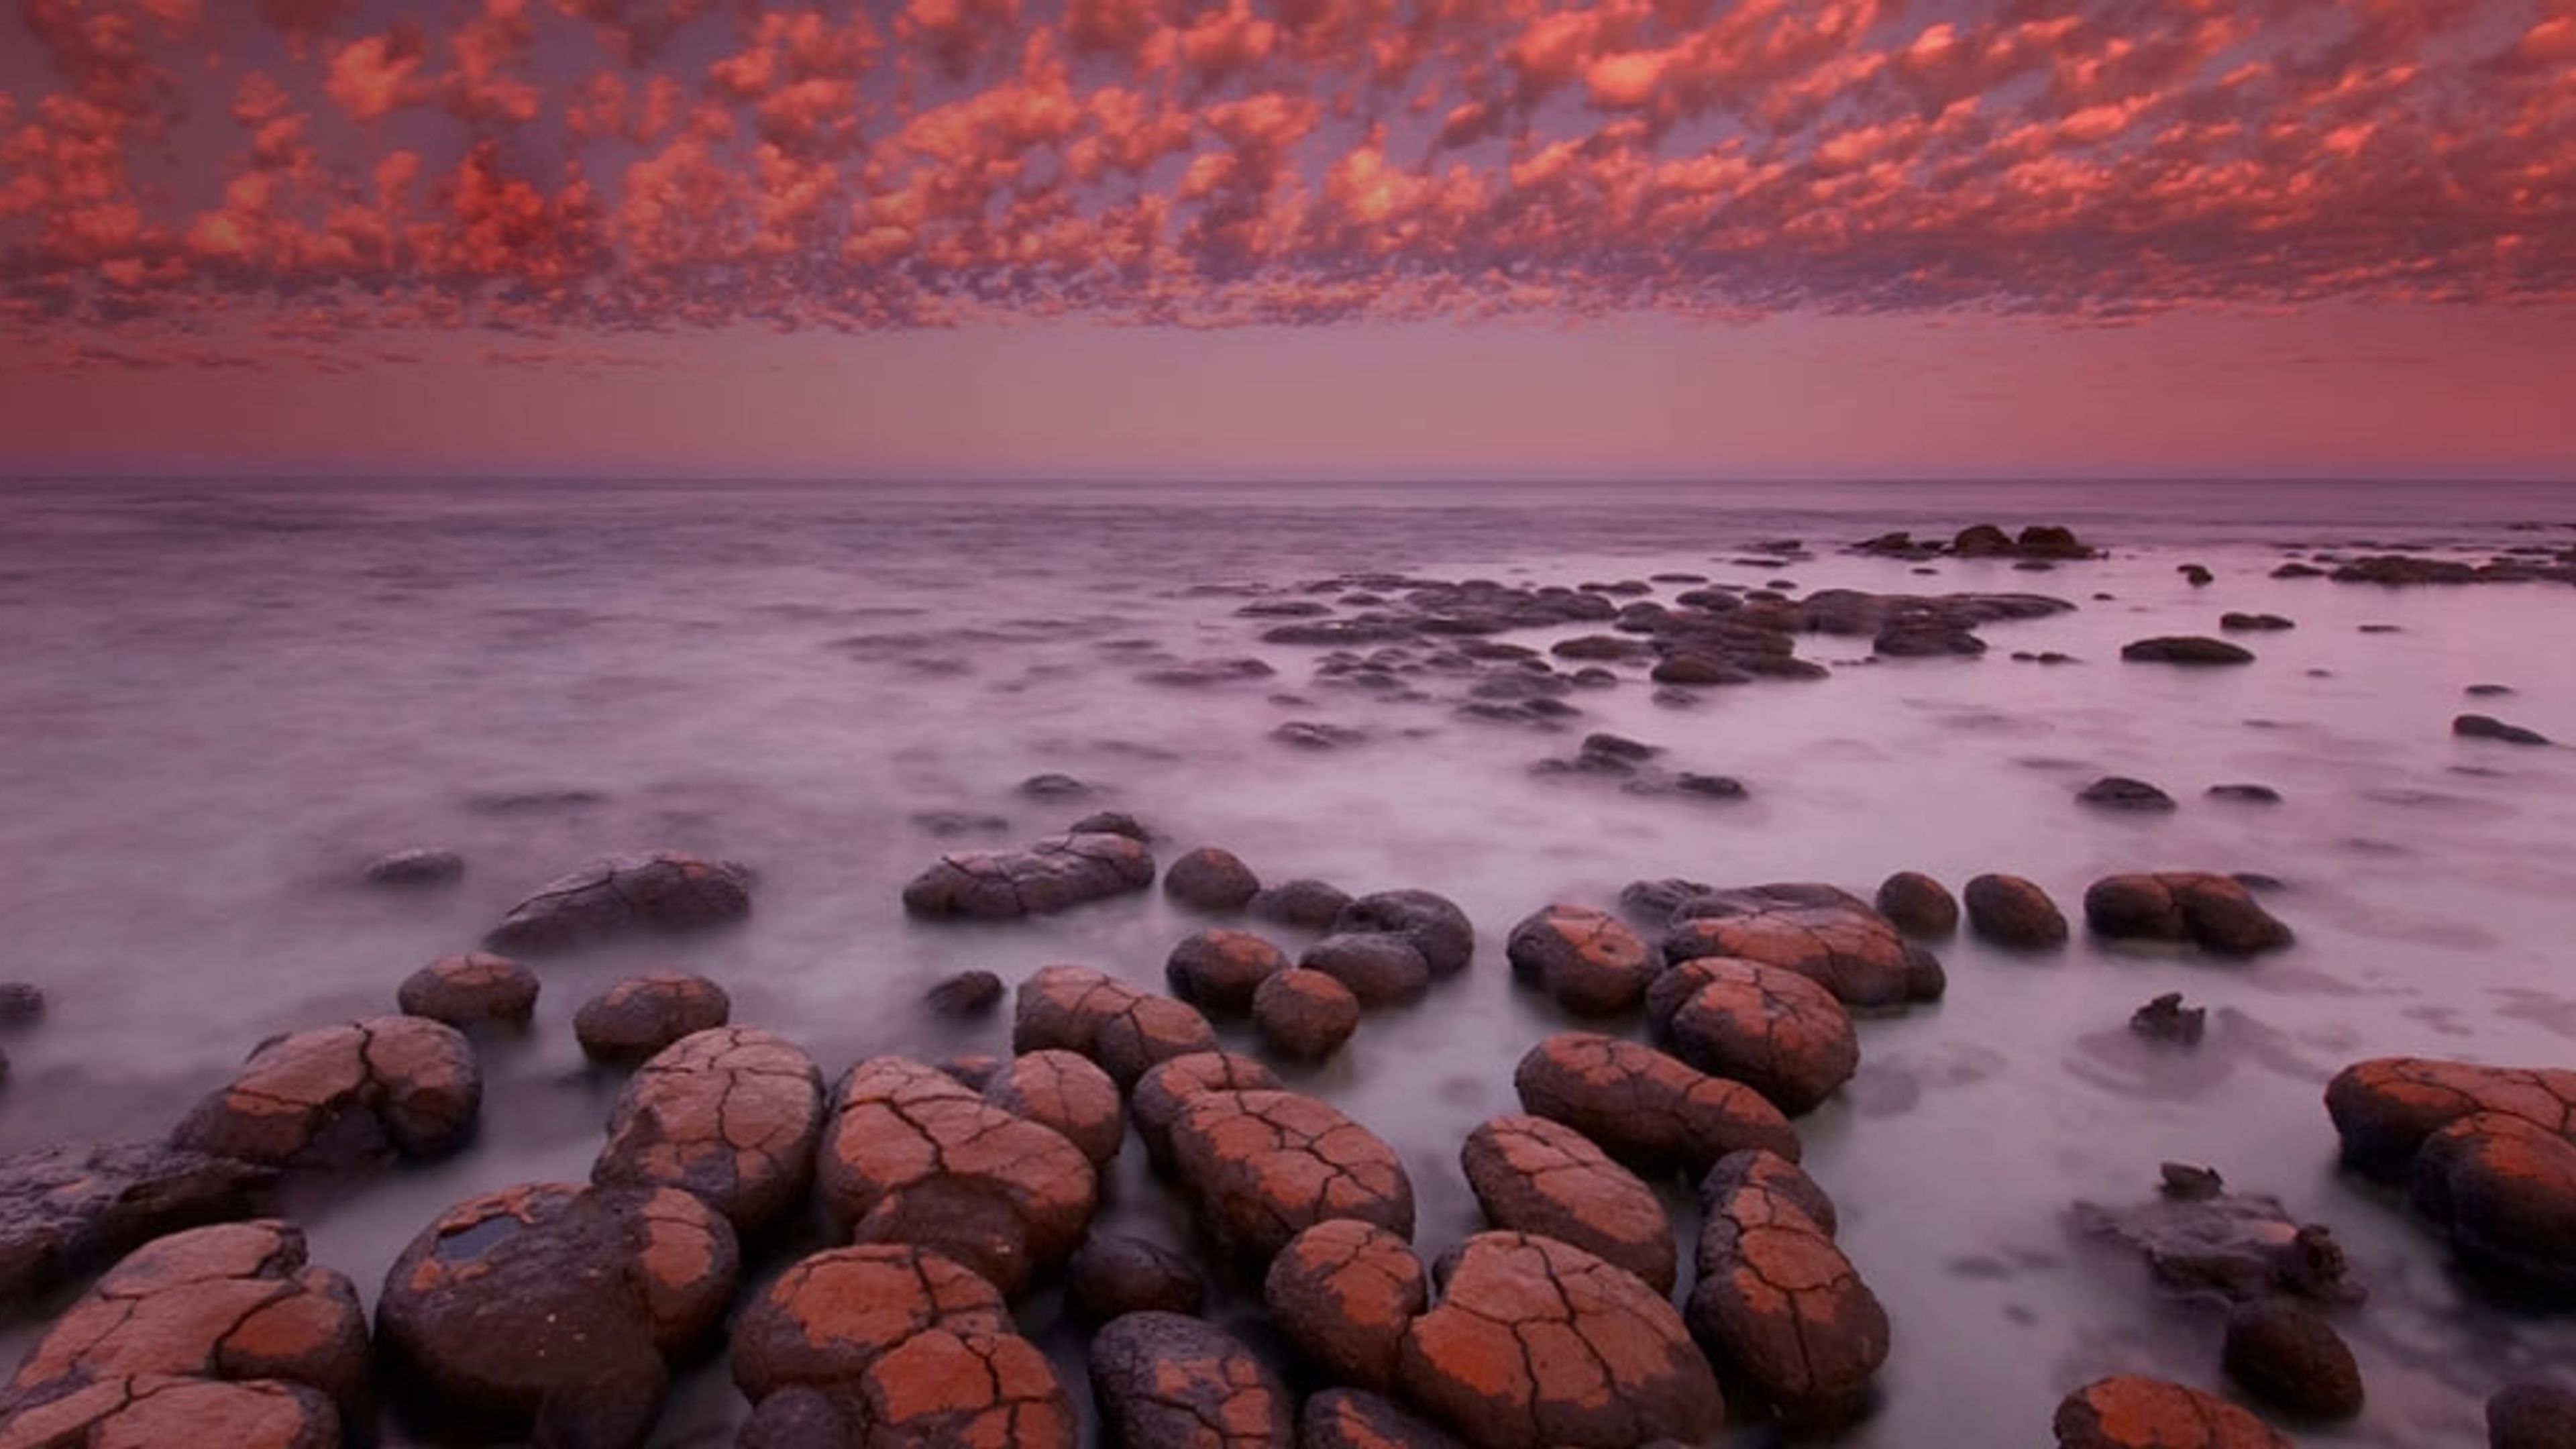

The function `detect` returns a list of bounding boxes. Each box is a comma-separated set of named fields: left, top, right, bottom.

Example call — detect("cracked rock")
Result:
left=1253, top=969, right=1360, bottom=1062
left=2084, top=873, right=2294, bottom=957
left=1169, top=1089, right=1415, bottom=1270
left=574, top=971, right=733, bottom=1067
left=592, top=1026, right=824, bottom=1235
left=0, top=1220, right=366, bottom=1448
left=1012, top=965, right=1218, bottom=1087
left=1089, top=1311, right=1295, bottom=1449
left=395, top=951, right=538, bottom=1030
left=1462, top=1114, right=1675, bottom=1293
left=376, top=1181, right=736, bottom=1448
left=731, top=1243, right=1076, bottom=1447
left=0, top=1140, right=276, bottom=1307
left=816, top=1057, right=1097, bottom=1294
left=1068, top=1234, right=1204, bottom=1320
left=902, top=832, right=1155, bottom=919
left=2323, top=1057, right=2576, bottom=1178
left=1397, top=1232, right=1723, bottom=1449
left=2052, top=1375, right=2288, bottom=1448
left=1169, top=930, right=1293, bottom=1017
left=1644, top=957, right=1858, bottom=1116
left=1265, top=1219, right=1428, bottom=1392
left=484, top=851, right=752, bottom=953
left=1132, top=1052, right=1281, bottom=1169
left=983, top=1049, right=1125, bottom=1167
left=1505, top=905, right=1660, bottom=1018
left=1301, top=1389, right=1464, bottom=1449
left=2410, top=1112, right=2576, bottom=1299
left=1658, top=883, right=1945, bottom=1008
left=1687, top=1150, right=1887, bottom=1426
left=1514, top=1032, right=1800, bottom=1180
left=170, top=1015, right=480, bottom=1171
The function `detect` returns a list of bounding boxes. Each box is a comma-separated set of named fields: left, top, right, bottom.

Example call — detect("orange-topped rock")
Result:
left=816, top=1057, right=1096, bottom=1293
left=395, top=950, right=538, bottom=1029
left=1265, top=1219, right=1428, bottom=1392
left=2325, top=1057, right=2576, bottom=1178
left=1660, top=883, right=1942, bottom=1008
left=1688, top=1150, right=1887, bottom=1426
left=2410, top=1111, right=2576, bottom=1297
left=1461, top=1114, right=1675, bottom=1292
left=983, top=1049, right=1124, bottom=1165
left=484, top=851, right=751, bottom=953
left=573, top=971, right=731, bottom=1066
left=902, top=831, right=1155, bottom=919
left=2052, top=1375, right=2289, bottom=1448
left=1506, top=904, right=1660, bottom=1017
left=1089, top=1311, right=1295, bottom=1449
left=1133, top=1051, right=1281, bottom=1168
left=731, top=1243, right=1076, bottom=1446
left=1169, top=1089, right=1415, bottom=1269
left=170, top=1015, right=479, bottom=1170
left=1301, top=1388, right=1466, bottom=1449
left=1010, top=965, right=1218, bottom=1086
left=592, top=1026, right=824, bottom=1234
left=376, top=1181, right=735, bottom=1448
left=1168, top=928, right=1292, bottom=1016
left=0, top=1220, right=366, bottom=1448
left=1513, top=1032, right=1799, bottom=1179
left=1645, top=956, right=1858, bottom=1116
left=1396, top=1232, right=1723, bottom=1449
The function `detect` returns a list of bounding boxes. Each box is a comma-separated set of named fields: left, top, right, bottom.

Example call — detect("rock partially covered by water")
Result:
left=1644, top=957, right=1859, bottom=1116
left=2051, top=1375, right=2289, bottom=1448
left=1266, top=1218, right=1428, bottom=1392
left=1505, top=904, right=1660, bottom=1017
left=1090, top=1311, right=1297, bottom=1449
left=1303, top=1389, right=1466, bottom=1449
left=2222, top=1299, right=2363, bottom=1419
left=0, top=1219, right=367, bottom=1447
left=983, top=1049, right=1125, bottom=1167
left=1169, top=1088, right=1416, bottom=1269
left=574, top=971, right=732, bottom=1065
left=2131, top=993, right=2208, bottom=1044
left=2490, top=1383, right=2576, bottom=1449
left=1011, top=964, right=1218, bottom=1086
left=1250, top=877, right=1353, bottom=928
left=2070, top=1173, right=2361, bottom=1306
left=1689, top=1150, right=1887, bottom=1426
left=1398, top=1231, right=1724, bottom=1448
left=1336, top=888, right=1476, bottom=977
left=1515, top=1032, right=1799, bottom=1179
left=2220, top=612, right=2296, bottom=632
left=365, top=845, right=464, bottom=886
left=171, top=1016, right=480, bottom=1170
left=1302, top=932, right=1434, bottom=1007
left=1964, top=873, right=2069, bottom=950
left=1254, top=968, right=1361, bottom=1061
left=2455, top=713, right=2552, bottom=746
left=1662, top=882, right=1945, bottom=1008
left=396, top=951, right=538, bottom=1030
left=731, top=1243, right=1077, bottom=1447
left=2084, top=873, right=2295, bottom=957
left=2322, top=1057, right=2576, bottom=1178
left=376, top=1182, right=735, bottom=1448
left=924, top=969, right=1004, bottom=1018
left=2121, top=636, right=2256, bottom=666
left=1169, top=928, right=1292, bottom=1016
left=902, top=831, right=1155, bottom=919
left=593, top=1026, right=824, bottom=1235
left=484, top=851, right=751, bottom=953
left=2410, top=1112, right=2576, bottom=1299
left=1168, top=846, right=1263, bottom=910
left=1462, top=1114, right=1675, bottom=1293
left=0, top=1140, right=276, bottom=1307
left=1874, top=871, right=1957, bottom=937
left=1068, top=1234, right=1204, bottom=1320
left=815, top=1057, right=1097, bottom=1293
left=2078, top=775, right=2178, bottom=812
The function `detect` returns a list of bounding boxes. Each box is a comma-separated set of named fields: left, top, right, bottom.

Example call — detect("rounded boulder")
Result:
left=1505, top=904, right=1660, bottom=1017
left=1265, top=1219, right=1428, bottom=1392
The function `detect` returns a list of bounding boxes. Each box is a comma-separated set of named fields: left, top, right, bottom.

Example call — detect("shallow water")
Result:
left=2, top=477, right=2573, bottom=1446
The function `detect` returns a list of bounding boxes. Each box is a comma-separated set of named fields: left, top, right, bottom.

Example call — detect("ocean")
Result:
left=1, top=476, right=2571, bottom=1445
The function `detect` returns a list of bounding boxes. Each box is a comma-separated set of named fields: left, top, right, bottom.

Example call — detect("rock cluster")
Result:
left=2084, top=873, right=2294, bottom=957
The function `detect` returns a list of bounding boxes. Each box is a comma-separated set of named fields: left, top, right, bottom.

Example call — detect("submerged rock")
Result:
left=0, top=1220, right=367, bottom=1448
left=2455, top=713, right=2551, bottom=746
left=901, top=831, right=1155, bottom=918
left=170, top=1016, right=480, bottom=1171
left=376, top=1182, right=735, bottom=1447
left=364, top=846, right=464, bottom=886
left=1398, top=1232, right=1724, bottom=1449
left=2084, top=873, right=2294, bottom=956
left=484, top=851, right=751, bottom=953
left=395, top=951, right=537, bottom=1030
left=2070, top=1175, right=2361, bottom=1306
left=2078, top=775, right=2178, bottom=812
left=1963, top=873, right=2069, bottom=950
left=2121, top=636, right=2255, bottom=666
left=2129, top=993, right=2208, bottom=1044
left=0, top=1140, right=276, bottom=1307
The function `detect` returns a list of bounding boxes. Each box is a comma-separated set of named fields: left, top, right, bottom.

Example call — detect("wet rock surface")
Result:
left=902, top=830, right=1156, bottom=919
left=170, top=1015, right=480, bottom=1170
left=1169, top=928, right=1293, bottom=1016
left=730, top=1242, right=1077, bottom=1447
left=1265, top=1218, right=1428, bottom=1392
left=484, top=851, right=752, bottom=953
left=1167, top=1088, right=1416, bottom=1268
left=2455, top=713, right=2551, bottom=745
left=1688, top=1148, right=1888, bottom=1426
left=364, top=846, right=464, bottom=886
left=1301, top=1388, right=1464, bottom=1449
left=2051, top=1375, right=2290, bottom=1448
left=1397, top=1230, right=1724, bottom=1449
left=1644, top=957, right=1859, bottom=1116
left=376, top=1181, right=735, bottom=1444
left=394, top=951, right=538, bottom=1030
left=592, top=1026, right=824, bottom=1234
left=2121, top=636, right=2257, bottom=665
left=1334, top=890, right=1476, bottom=978
left=1089, top=1310, right=1296, bottom=1449
left=2410, top=1112, right=2576, bottom=1297
left=815, top=1057, right=1097, bottom=1293
left=2130, top=992, right=2208, bottom=1044
left=1656, top=882, right=1943, bottom=1009
left=1505, top=904, right=1660, bottom=1017
left=574, top=971, right=733, bottom=1065
left=2222, top=1298, right=2363, bottom=1419
left=1300, top=932, right=1433, bottom=1008
left=2084, top=873, right=2295, bottom=957
left=1068, top=1233, right=1204, bottom=1320
left=1514, top=1031, right=1800, bottom=1178
left=1964, top=873, right=2070, bottom=950
left=924, top=969, right=1004, bottom=1018
left=1254, top=968, right=1360, bottom=1061
left=1132, top=1051, right=1282, bottom=1167
left=2323, top=1057, right=2576, bottom=1178
left=1873, top=871, right=1957, bottom=937
left=982, top=1047, right=1125, bottom=1166
left=1012, top=965, right=1219, bottom=1086
left=2078, top=775, right=2178, bottom=812
left=1168, top=846, right=1263, bottom=910
left=2071, top=1170, right=2361, bottom=1306
left=0, top=1219, right=366, bottom=1447
left=0, top=1140, right=277, bottom=1306
left=1461, top=1114, right=1675, bottom=1292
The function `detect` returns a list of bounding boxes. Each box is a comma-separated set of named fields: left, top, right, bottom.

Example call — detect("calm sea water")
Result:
left=2, top=477, right=2573, bottom=1446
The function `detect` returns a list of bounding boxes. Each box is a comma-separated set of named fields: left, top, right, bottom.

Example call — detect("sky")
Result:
left=1, top=0, right=2572, bottom=480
